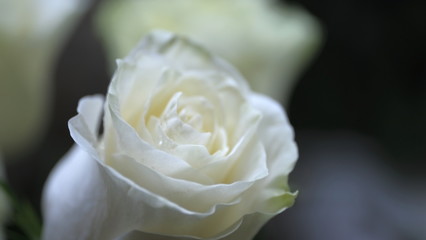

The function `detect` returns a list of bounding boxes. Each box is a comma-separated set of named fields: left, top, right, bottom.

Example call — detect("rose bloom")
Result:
left=96, top=0, right=322, bottom=104
left=42, top=31, right=298, bottom=240
left=0, top=0, right=91, bottom=156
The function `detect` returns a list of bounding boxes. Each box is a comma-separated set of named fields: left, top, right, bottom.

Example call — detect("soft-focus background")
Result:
left=3, top=0, right=426, bottom=239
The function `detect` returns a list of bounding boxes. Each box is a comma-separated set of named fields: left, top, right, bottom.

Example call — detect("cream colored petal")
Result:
left=42, top=145, right=108, bottom=240
left=104, top=93, right=196, bottom=177
left=249, top=93, right=298, bottom=213
left=58, top=92, right=266, bottom=238
left=109, top=30, right=249, bottom=100
left=42, top=144, right=254, bottom=239
left=219, top=213, right=271, bottom=240
left=119, top=213, right=273, bottom=240
left=68, top=95, right=104, bottom=158
left=104, top=101, right=267, bottom=213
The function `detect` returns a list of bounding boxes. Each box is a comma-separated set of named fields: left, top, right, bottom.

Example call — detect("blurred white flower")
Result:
left=42, top=31, right=298, bottom=240
left=0, top=0, right=91, bottom=157
left=96, top=0, right=322, bottom=104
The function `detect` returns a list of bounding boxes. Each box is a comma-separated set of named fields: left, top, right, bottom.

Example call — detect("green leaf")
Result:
left=0, top=181, right=41, bottom=240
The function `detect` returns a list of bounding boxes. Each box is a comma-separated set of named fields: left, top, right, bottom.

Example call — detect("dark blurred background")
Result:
left=6, top=0, right=426, bottom=239
left=289, top=0, right=426, bottom=176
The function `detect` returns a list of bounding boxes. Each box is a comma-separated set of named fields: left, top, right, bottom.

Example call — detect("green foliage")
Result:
left=0, top=182, right=41, bottom=240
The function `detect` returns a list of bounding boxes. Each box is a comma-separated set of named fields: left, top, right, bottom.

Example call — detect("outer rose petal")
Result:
left=120, top=213, right=269, bottom=240
left=42, top=145, right=107, bottom=240
left=248, top=93, right=298, bottom=213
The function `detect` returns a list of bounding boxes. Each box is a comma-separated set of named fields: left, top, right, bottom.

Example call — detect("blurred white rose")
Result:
left=96, top=0, right=322, bottom=104
left=0, top=0, right=91, bottom=157
left=42, top=31, right=298, bottom=240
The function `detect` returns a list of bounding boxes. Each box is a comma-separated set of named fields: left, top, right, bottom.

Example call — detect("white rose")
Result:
left=95, top=0, right=322, bottom=104
left=0, top=0, right=91, bottom=156
left=42, top=31, right=298, bottom=240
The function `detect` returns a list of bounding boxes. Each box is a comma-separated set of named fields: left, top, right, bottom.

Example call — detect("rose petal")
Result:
left=68, top=94, right=265, bottom=215
left=249, top=93, right=298, bottom=213
left=43, top=145, right=258, bottom=239
left=68, top=95, right=104, bottom=158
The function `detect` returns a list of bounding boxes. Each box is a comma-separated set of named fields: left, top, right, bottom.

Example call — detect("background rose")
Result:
left=0, top=0, right=91, bottom=157
left=42, top=31, right=298, bottom=240
left=95, top=0, right=322, bottom=104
